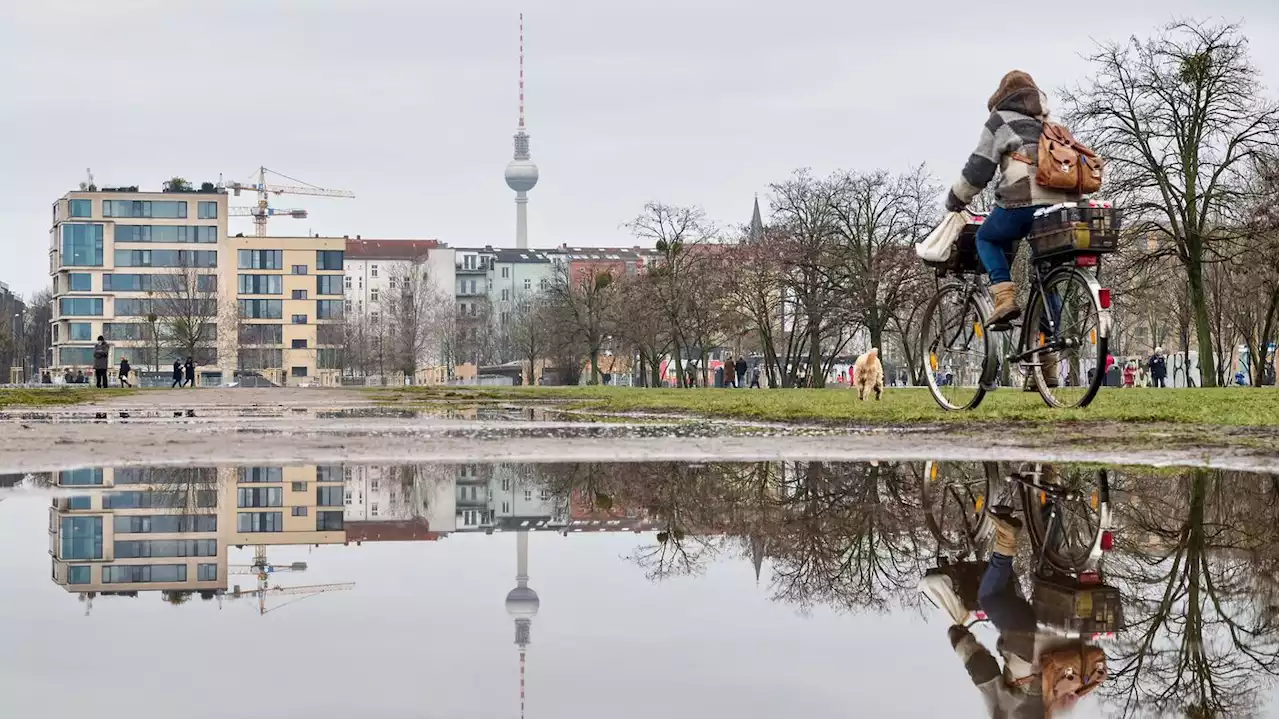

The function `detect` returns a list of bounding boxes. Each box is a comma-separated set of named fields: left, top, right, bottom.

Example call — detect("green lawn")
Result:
left=380, top=385, right=1279, bottom=428
left=0, top=387, right=131, bottom=409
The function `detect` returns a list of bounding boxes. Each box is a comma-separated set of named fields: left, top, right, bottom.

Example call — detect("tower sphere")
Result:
left=505, top=586, right=540, bottom=617
left=505, top=159, right=539, bottom=192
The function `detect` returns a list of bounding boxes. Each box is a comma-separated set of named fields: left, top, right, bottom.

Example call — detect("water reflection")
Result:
left=4, top=460, right=1276, bottom=718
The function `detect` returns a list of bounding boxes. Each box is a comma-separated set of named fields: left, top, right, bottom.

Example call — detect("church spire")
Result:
left=748, top=194, right=764, bottom=243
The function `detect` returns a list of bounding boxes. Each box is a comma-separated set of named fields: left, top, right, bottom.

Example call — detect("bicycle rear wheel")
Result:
left=1022, top=465, right=1110, bottom=573
left=919, top=283, right=993, bottom=411
left=1022, top=268, right=1107, bottom=408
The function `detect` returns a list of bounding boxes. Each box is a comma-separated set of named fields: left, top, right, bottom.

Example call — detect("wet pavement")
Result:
left=2, top=459, right=1275, bottom=718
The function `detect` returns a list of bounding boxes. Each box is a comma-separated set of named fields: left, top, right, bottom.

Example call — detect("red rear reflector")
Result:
left=1100, top=530, right=1114, bottom=551
left=1097, top=288, right=1112, bottom=309
left=1079, top=571, right=1101, bottom=585
left=1075, top=255, right=1098, bottom=267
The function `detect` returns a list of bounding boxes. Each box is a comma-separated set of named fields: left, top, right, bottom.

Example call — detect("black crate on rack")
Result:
left=1028, top=201, right=1122, bottom=259
left=1032, top=575, right=1123, bottom=637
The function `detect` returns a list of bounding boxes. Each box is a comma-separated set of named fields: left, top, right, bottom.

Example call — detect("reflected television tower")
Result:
left=504, top=531, right=539, bottom=718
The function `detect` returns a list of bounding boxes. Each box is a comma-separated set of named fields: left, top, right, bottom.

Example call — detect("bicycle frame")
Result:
left=1003, top=470, right=1113, bottom=575
left=1010, top=258, right=1113, bottom=367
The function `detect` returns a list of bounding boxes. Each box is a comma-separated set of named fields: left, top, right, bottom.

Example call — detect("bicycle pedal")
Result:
left=986, top=320, right=1016, bottom=332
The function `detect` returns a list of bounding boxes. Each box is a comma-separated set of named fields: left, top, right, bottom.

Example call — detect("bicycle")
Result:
left=919, top=461, right=1113, bottom=576
left=917, top=205, right=1117, bottom=411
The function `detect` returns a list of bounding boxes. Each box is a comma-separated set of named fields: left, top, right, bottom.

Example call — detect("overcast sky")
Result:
left=0, top=1, right=1275, bottom=296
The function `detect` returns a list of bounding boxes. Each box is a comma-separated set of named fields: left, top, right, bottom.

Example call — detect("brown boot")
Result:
left=987, top=282, right=1020, bottom=327
left=988, top=509, right=1022, bottom=557
left=1040, top=351, right=1060, bottom=388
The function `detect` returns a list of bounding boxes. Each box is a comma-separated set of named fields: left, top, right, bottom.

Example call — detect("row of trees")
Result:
left=514, top=20, right=1276, bottom=388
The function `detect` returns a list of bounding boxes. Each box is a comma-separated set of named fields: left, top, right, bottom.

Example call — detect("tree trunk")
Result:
left=1186, top=259, right=1217, bottom=387
left=807, top=316, right=823, bottom=388
left=589, top=350, right=601, bottom=385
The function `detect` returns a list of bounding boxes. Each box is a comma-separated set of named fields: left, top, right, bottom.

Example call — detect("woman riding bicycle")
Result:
left=945, top=70, right=1082, bottom=385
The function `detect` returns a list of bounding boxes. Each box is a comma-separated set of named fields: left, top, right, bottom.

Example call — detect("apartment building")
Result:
left=48, top=464, right=348, bottom=601
left=232, top=235, right=346, bottom=386
left=49, top=189, right=230, bottom=381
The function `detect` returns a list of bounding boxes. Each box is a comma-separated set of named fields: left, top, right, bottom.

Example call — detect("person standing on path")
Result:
left=184, top=357, right=196, bottom=388
left=722, top=355, right=735, bottom=388
left=92, top=336, right=111, bottom=388
left=1146, top=348, right=1167, bottom=388
left=735, top=356, right=748, bottom=389
left=118, top=357, right=133, bottom=388
left=171, top=359, right=184, bottom=388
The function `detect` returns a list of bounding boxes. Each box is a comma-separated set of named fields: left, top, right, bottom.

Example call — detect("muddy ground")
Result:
left=0, top=388, right=1273, bottom=473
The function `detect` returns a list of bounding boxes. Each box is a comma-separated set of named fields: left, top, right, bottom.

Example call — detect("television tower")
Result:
left=505, top=531, right=539, bottom=719
left=504, top=13, right=538, bottom=249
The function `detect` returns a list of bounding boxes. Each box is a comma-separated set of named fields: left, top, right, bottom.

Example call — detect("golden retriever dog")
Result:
left=852, top=348, right=884, bottom=401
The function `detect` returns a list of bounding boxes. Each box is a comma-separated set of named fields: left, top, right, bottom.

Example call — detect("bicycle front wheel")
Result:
left=1022, top=268, right=1107, bottom=408
left=920, top=461, right=999, bottom=553
left=919, top=283, right=994, bottom=411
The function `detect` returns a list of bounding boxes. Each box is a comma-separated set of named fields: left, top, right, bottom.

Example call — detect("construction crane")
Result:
left=225, top=166, right=354, bottom=236
left=230, top=581, right=355, bottom=616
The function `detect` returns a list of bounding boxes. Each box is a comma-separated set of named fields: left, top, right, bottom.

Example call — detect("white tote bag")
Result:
left=915, top=211, right=967, bottom=263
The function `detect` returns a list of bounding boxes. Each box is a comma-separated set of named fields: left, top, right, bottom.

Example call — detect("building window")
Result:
left=102, top=200, right=187, bottom=218
left=114, top=225, right=217, bottom=243
left=198, top=564, right=217, bottom=581
left=58, top=298, right=103, bottom=317
left=315, top=300, right=342, bottom=319
left=292, top=506, right=308, bottom=517
left=102, top=490, right=216, bottom=509
left=69, top=199, right=92, bottom=218
left=59, top=516, right=103, bottom=560
left=291, top=366, right=307, bottom=378
left=58, top=468, right=103, bottom=486
left=237, top=487, right=283, bottom=508
left=316, top=466, right=341, bottom=482
left=66, top=323, right=92, bottom=342
left=239, top=299, right=282, bottom=319
left=291, top=264, right=308, bottom=275
left=114, top=249, right=216, bottom=268
left=291, top=481, right=307, bottom=492
left=540, top=278, right=549, bottom=291
left=237, top=511, right=283, bottom=533
left=501, top=289, right=509, bottom=301
left=316, top=250, right=344, bottom=270
left=114, top=539, right=217, bottom=558
left=114, top=515, right=217, bottom=533
left=67, top=565, right=91, bottom=584
left=315, top=275, right=342, bottom=295
left=68, top=496, right=92, bottom=510
left=291, top=339, right=307, bottom=349
left=316, top=511, right=344, bottom=531
left=343, top=276, right=352, bottom=289
left=524, top=278, right=531, bottom=291
left=238, top=323, right=284, bottom=346
left=237, top=274, right=283, bottom=295
left=317, top=348, right=341, bottom=369
left=197, top=201, right=218, bottom=219
left=291, top=314, right=307, bottom=324
left=102, top=564, right=187, bottom=584
left=292, top=289, right=308, bottom=300
left=316, top=486, right=343, bottom=506
left=67, top=273, right=91, bottom=291
left=501, top=266, right=509, bottom=278
left=371, top=503, right=379, bottom=517
left=370, top=264, right=378, bottom=278
left=388, top=277, right=398, bottom=290
left=239, top=467, right=282, bottom=483
left=60, top=224, right=104, bottom=266
left=369, top=289, right=379, bottom=303
left=524, top=490, right=532, bottom=501
left=238, top=249, right=282, bottom=270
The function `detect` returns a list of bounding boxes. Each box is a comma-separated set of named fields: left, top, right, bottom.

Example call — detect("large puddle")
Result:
left=2, top=460, right=1276, bottom=717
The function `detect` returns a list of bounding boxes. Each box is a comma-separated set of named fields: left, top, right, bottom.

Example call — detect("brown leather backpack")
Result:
left=1028, top=122, right=1104, bottom=194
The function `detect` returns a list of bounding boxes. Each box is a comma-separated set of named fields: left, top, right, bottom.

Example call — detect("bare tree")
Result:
left=544, top=262, right=620, bottom=385
left=507, top=292, right=550, bottom=385
left=1062, top=20, right=1279, bottom=386
left=151, top=262, right=218, bottom=366
left=22, top=289, right=52, bottom=375
left=384, top=261, right=451, bottom=384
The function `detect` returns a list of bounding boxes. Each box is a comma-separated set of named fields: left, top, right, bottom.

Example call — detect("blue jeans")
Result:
left=975, top=206, right=1042, bottom=284
left=978, top=553, right=1037, bottom=660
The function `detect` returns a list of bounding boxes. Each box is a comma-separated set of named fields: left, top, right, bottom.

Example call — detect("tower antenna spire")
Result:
left=518, top=12, right=525, bottom=130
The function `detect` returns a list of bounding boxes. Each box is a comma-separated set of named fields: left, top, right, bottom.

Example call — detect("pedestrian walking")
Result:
left=749, top=365, right=761, bottom=388
left=1146, top=348, right=1167, bottom=388
left=92, top=336, right=110, bottom=388
left=1122, top=361, right=1135, bottom=388
left=171, top=360, right=184, bottom=388
left=722, top=355, right=736, bottom=387
left=184, top=357, right=196, bottom=388
left=735, top=356, right=748, bottom=389
left=118, top=357, right=133, bottom=388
